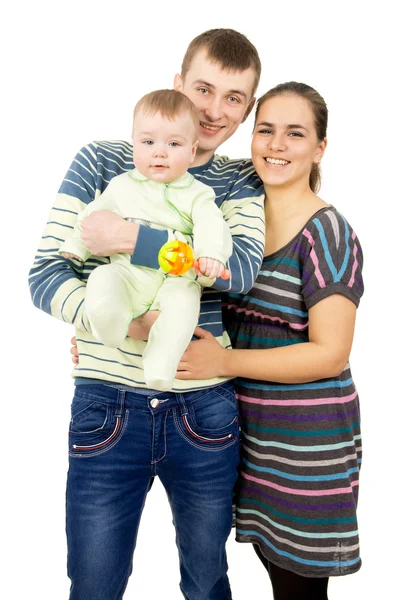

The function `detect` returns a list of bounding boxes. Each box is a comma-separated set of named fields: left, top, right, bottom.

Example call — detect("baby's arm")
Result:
left=191, top=187, right=233, bottom=282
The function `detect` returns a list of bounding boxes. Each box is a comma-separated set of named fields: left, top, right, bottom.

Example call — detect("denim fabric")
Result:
left=66, top=381, right=239, bottom=600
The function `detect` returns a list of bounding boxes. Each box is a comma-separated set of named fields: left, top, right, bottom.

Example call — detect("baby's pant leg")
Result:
left=143, top=277, right=201, bottom=391
left=85, top=264, right=139, bottom=348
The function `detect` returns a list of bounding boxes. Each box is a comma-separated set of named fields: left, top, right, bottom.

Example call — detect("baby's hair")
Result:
left=134, top=89, right=199, bottom=137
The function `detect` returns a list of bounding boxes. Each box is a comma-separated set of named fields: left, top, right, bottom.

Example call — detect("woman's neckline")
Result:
left=264, top=205, right=333, bottom=260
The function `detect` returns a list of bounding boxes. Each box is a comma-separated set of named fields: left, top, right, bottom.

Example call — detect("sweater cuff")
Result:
left=131, top=225, right=168, bottom=269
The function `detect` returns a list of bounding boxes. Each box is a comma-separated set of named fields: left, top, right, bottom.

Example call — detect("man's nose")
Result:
left=204, top=96, right=223, bottom=121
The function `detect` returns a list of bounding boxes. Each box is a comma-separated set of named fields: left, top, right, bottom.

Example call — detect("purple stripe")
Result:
left=291, top=242, right=309, bottom=259
left=240, top=485, right=357, bottom=511
left=234, top=320, right=301, bottom=330
left=239, top=407, right=360, bottom=422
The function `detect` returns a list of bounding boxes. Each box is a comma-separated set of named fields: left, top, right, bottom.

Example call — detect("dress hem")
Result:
left=236, top=535, right=362, bottom=579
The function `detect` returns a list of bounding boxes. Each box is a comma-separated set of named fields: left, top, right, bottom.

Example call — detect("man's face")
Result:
left=174, top=50, right=257, bottom=161
left=133, top=110, right=198, bottom=183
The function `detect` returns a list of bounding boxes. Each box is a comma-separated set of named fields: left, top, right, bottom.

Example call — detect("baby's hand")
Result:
left=195, top=258, right=230, bottom=280
left=61, top=252, right=82, bottom=261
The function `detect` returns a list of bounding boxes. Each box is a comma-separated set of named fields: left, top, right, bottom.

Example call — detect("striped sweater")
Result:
left=29, top=140, right=265, bottom=391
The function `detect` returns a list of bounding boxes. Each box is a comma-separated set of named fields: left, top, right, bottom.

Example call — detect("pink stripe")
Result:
left=237, top=391, right=358, bottom=407
left=348, top=242, right=358, bottom=288
left=241, top=472, right=359, bottom=496
left=226, top=303, right=308, bottom=330
left=303, top=229, right=325, bottom=288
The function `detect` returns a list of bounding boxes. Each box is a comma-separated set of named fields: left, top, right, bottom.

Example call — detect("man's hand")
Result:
left=81, top=210, right=139, bottom=256
left=70, top=336, right=79, bottom=365
left=194, top=258, right=230, bottom=280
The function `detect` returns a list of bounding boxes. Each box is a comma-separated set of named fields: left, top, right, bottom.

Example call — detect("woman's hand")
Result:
left=70, top=336, right=79, bottom=365
left=127, top=310, right=160, bottom=340
left=176, top=327, right=228, bottom=380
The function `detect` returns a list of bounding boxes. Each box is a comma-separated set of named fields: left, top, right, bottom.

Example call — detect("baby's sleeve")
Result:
left=191, top=185, right=233, bottom=264
left=301, top=208, right=364, bottom=310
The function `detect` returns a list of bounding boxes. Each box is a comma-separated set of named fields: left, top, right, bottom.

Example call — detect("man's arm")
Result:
left=213, top=162, right=265, bottom=294
left=28, top=141, right=132, bottom=330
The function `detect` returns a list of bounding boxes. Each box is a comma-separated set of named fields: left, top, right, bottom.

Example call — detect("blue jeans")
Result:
left=66, top=381, right=239, bottom=600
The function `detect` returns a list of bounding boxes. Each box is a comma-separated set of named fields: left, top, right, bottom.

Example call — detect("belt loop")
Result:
left=177, top=393, right=188, bottom=416
left=116, top=390, right=125, bottom=416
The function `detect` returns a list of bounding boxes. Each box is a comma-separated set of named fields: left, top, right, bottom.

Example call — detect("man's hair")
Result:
left=181, top=29, right=261, bottom=96
left=134, top=89, right=199, bottom=135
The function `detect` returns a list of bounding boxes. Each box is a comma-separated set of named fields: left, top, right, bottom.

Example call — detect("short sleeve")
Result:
left=301, top=208, right=364, bottom=310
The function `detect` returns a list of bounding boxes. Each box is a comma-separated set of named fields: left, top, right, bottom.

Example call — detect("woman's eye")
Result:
left=289, top=132, right=304, bottom=138
left=258, top=129, right=272, bottom=135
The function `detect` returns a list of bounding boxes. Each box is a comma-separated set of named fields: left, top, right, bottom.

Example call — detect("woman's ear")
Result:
left=314, top=137, right=327, bottom=164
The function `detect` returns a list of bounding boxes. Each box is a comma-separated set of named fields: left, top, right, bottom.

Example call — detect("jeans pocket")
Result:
left=69, top=390, right=127, bottom=457
left=180, top=412, right=238, bottom=446
left=191, top=385, right=238, bottom=432
left=70, top=400, right=110, bottom=435
left=175, top=386, right=239, bottom=449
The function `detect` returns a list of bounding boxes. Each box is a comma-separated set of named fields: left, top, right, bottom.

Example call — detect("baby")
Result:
left=59, top=89, right=232, bottom=390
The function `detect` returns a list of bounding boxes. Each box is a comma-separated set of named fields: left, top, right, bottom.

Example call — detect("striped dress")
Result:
left=223, top=206, right=364, bottom=577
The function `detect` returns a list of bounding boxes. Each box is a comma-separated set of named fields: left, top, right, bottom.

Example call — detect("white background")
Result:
left=2, top=0, right=396, bottom=598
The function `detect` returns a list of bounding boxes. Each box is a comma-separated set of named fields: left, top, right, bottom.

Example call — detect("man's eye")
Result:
left=198, top=88, right=208, bottom=95
left=229, top=96, right=239, bottom=103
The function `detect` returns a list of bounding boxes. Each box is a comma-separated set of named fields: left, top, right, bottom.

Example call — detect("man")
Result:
left=29, top=29, right=264, bottom=600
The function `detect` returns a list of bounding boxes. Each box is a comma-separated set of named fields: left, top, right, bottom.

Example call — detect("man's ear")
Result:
left=242, top=97, right=256, bottom=124
left=174, top=74, right=183, bottom=91
left=191, top=140, right=199, bottom=163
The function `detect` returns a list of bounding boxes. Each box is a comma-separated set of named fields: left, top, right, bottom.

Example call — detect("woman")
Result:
left=176, top=82, right=364, bottom=599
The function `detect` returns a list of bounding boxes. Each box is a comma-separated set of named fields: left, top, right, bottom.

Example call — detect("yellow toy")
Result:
left=158, top=240, right=195, bottom=276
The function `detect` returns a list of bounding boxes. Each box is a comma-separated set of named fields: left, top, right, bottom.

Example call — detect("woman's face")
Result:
left=251, top=94, right=326, bottom=189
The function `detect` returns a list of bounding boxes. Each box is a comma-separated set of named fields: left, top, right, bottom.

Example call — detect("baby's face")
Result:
left=133, top=110, right=198, bottom=183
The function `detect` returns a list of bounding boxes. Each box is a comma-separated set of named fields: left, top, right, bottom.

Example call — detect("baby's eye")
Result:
left=169, top=141, right=180, bottom=147
left=143, top=140, right=154, bottom=145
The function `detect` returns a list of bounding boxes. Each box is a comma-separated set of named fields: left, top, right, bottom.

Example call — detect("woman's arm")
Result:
left=176, top=294, right=357, bottom=384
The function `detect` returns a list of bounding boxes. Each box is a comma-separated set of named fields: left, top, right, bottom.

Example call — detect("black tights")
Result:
left=253, top=544, right=329, bottom=600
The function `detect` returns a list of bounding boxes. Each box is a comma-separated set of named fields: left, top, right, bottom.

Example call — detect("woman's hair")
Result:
left=255, top=82, right=328, bottom=193
left=134, top=89, right=199, bottom=137
left=181, top=29, right=261, bottom=97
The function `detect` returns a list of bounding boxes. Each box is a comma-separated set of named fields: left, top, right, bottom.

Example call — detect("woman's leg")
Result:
left=253, top=544, right=329, bottom=600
